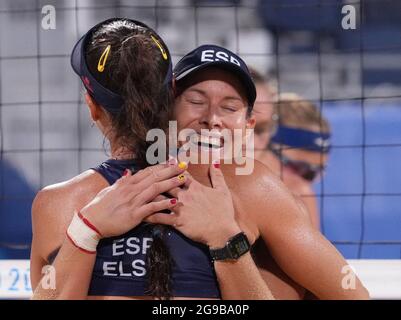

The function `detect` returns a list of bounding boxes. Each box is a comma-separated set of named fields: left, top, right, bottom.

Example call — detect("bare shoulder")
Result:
left=33, top=170, right=108, bottom=225
left=224, top=159, right=307, bottom=226
left=31, top=170, right=109, bottom=257
left=223, top=158, right=290, bottom=196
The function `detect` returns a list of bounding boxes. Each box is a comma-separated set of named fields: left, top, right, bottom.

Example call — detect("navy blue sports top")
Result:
left=88, top=159, right=221, bottom=298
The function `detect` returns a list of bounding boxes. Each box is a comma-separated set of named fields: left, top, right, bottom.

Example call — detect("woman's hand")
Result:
left=80, top=161, right=187, bottom=238
left=145, top=162, right=242, bottom=248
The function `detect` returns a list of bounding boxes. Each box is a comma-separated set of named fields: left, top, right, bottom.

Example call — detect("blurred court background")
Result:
left=0, top=0, right=400, bottom=298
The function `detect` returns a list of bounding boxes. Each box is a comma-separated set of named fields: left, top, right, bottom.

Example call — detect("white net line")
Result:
left=0, top=259, right=400, bottom=300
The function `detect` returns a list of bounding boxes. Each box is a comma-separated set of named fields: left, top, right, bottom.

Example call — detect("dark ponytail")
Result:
left=86, top=19, right=173, bottom=167
left=85, top=19, right=174, bottom=299
left=146, top=225, right=174, bottom=299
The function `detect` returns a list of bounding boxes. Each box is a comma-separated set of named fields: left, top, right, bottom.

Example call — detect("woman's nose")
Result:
left=199, top=109, right=223, bottom=130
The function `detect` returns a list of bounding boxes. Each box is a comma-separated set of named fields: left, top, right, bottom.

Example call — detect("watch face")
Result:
left=228, top=233, right=250, bottom=259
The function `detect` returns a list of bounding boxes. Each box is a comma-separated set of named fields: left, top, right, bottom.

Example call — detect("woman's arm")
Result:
left=31, top=234, right=97, bottom=300
left=30, top=183, right=99, bottom=299
left=282, top=170, right=320, bottom=230
left=213, top=250, right=275, bottom=299
left=253, top=173, right=369, bottom=299
left=289, top=177, right=320, bottom=230
left=31, top=163, right=187, bottom=299
left=299, top=190, right=320, bottom=230
left=146, top=162, right=275, bottom=300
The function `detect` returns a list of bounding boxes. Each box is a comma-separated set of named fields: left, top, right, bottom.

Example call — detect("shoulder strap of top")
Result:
left=91, top=159, right=140, bottom=185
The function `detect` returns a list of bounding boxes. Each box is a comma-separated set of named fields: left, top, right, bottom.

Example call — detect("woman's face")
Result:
left=173, top=67, right=255, bottom=159
left=280, top=145, right=329, bottom=183
left=253, top=83, right=275, bottom=150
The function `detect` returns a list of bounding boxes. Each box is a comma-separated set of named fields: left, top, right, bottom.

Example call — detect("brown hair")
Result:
left=274, top=93, right=331, bottom=134
left=86, top=19, right=173, bottom=166
left=85, top=19, right=174, bottom=299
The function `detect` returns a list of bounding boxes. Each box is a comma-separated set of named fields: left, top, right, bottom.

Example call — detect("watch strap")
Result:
left=209, top=232, right=250, bottom=261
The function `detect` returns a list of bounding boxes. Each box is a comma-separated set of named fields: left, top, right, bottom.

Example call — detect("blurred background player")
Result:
left=257, top=93, right=331, bottom=229
left=247, top=67, right=326, bottom=229
left=248, top=67, right=277, bottom=152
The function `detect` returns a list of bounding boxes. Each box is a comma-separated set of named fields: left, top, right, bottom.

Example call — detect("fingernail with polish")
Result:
left=170, top=198, right=177, bottom=205
left=123, top=169, right=129, bottom=176
left=178, top=161, right=187, bottom=170
left=178, top=174, right=186, bottom=181
left=213, top=161, right=220, bottom=169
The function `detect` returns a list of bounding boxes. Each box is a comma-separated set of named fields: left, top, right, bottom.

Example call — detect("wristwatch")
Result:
left=209, top=232, right=251, bottom=261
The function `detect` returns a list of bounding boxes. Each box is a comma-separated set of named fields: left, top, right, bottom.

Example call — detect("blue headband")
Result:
left=270, top=125, right=331, bottom=153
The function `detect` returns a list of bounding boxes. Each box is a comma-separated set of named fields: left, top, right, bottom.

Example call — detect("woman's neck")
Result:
left=110, top=145, right=136, bottom=161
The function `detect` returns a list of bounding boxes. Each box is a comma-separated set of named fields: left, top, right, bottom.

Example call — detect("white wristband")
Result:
left=67, top=212, right=101, bottom=254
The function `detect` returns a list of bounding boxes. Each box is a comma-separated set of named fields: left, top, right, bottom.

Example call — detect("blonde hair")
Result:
left=273, top=93, right=330, bottom=133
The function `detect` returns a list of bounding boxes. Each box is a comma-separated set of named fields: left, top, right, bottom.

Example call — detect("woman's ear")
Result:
left=85, top=93, right=102, bottom=122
